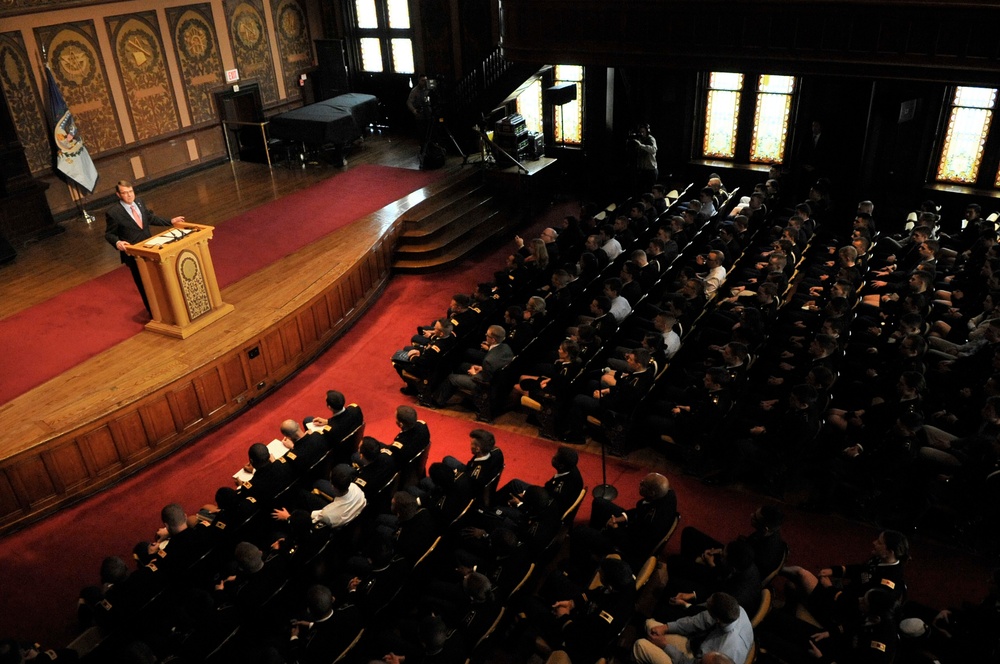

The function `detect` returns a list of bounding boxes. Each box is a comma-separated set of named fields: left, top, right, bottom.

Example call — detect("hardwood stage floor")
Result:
left=0, top=131, right=426, bottom=320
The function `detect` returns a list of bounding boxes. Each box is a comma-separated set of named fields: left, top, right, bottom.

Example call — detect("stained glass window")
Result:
left=704, top=72, right=743, bottom=158
left=936, top=86, right=996, bottom=184
left=352, top=0, right=412, bottom=74
left=750, top=75, right=795, bottom=163
left=516, top=79, right=543, bottom=134
left=554, top=65, right=583, bottom=146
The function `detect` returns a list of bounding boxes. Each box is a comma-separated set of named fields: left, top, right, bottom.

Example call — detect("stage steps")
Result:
left=393, top=169, right=518, bottom=273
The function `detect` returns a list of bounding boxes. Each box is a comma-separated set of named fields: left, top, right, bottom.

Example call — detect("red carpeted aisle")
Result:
left=0, top=164, right=442, bottom=406
left=0, top=203, right=992, bottom=648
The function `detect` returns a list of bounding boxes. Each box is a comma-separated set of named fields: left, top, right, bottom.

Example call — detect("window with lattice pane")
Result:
left=351, top=0, right=412, bottom=74
left=936, top=86, right=996, bottom=184
left=553, top=65, right=583, bottom=145
left=750, top=75, right=794, bottom=163
left=704, top=72, right=743, bottom=158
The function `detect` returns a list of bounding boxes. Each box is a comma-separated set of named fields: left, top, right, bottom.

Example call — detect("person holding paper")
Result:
left=104, top=179, right=185, bottom=315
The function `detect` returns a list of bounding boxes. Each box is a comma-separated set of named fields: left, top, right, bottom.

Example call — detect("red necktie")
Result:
left=130, top=204, right=143, bottom=229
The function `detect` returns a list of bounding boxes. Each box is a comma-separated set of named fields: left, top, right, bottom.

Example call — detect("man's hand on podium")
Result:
left=170, top=216, right=186, bottom=226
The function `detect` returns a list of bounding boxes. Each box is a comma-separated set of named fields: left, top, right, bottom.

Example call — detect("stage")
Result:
left=0, top=142, right=456, bottom=536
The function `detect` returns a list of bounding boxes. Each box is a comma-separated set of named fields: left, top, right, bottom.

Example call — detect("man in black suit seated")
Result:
left=388, top=405, right=431, bottom=469
left=308, top=390, right=364, bottom=464
left=279, top=418, right=327, bottom=468
left=497, top=446, right=584, bottom=517
left=238, top=442, right=298, bottom=514
left=104, top=179, right=186, bottom=315
left=573, top=472, right=678, bottom=571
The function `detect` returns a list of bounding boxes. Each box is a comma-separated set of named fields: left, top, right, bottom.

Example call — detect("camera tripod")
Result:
left=419, top=114, right=466, bottom=169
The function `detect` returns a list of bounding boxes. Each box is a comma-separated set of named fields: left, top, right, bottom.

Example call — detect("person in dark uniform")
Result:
left=104, top=179, right=185, bottom=315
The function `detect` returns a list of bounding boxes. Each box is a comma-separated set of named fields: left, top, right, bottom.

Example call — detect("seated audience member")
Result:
left=428, top=325, right=514, bottom=409
left=386, top=404, right=431, bottom=469
left=393, top=318, right=457, bottom=394
left=497, top=446, right=584, bottom=517
left=781, top=530, right=909, bottom=630
left=573, top=472, right=677, bottom=570
left=307, top=390, right=364, bottom=462
left=239, top=441, right=297, bottom=504
left=272, top=463, right=366, bottom=530
left=632, top=592, right=753, bottom=664
left=278, top=418, right=327, bottom=468
left=565, top=348, right=654, bottom=443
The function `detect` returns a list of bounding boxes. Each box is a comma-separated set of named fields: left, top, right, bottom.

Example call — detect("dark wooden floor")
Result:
left=0, top=131, right=429, bottom=320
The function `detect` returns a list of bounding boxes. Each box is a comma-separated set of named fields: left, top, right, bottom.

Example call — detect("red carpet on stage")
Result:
left=0, top=204, right=991, bottom=648
left=0, top=165, right=441, bottom=406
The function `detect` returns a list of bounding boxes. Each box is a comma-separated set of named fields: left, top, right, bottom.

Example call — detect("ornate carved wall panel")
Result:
left=272, top=0, right=311, bottom=101
left=224, top=0, right=278, bottom=104
left=34, top=21, right=122, bottom=153
left=166, top=4, right=225, bottom=125
left=106, top=11, right=181, bottom=140
left=0, top=32, right=50, bottom=174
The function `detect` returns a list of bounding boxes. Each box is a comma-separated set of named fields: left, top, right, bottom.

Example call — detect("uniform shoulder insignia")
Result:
left=99, top=599, right=113, bottom=610
left=381, top=448, right=394, bottom=455
left=45, top=650, right=58, bottom=660
left=880, top=578, right=896, bottom=590
left=246, top=496, right=257, bottom=504
left=242, top=480, right=253, bottom=489
left=355, top=478, right=367, bottom=487
left=391, top=441, right=404, bottom=449
left=348, top=403, right=359, bottom=408
left=598, top=610, right=614, bottom=624
left=870, top=640, right=887, bottom=652
left=286, top=452, right=297, bottom=461
left=147, top=562, right=158, bottom=572
left=215, top=521, right=227, bottom=530
left=450, top=317, right=460, bottom=326
left=430, top=345, right=441, bottom=353
left=157, top=548, right=167, bottom=558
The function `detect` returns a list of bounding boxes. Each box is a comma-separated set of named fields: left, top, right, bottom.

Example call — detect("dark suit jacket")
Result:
left=105, top=200, right=173, bottom=262
left=476, top=343, right=514, bottom=384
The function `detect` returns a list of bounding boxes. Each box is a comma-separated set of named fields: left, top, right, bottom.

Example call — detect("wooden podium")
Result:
left=125, top=222, right=234, bottom=338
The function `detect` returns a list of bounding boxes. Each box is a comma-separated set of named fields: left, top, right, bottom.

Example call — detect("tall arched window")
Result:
left=702, top=71, right=796, bottom=164
left=935, top=86, right=996, bottom=185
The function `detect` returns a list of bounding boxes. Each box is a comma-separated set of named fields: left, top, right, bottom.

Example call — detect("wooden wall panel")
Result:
left=262, top=328, right=287, bottom=374
left=298, top=306, right=319, bottom=347
left=7, top=457, right=57, bottom=507
left=327, top=287, right=345, bottom=327
left=43, top=442, right=91, bottom=493
left=281, top=319, right=304, bottom=359
left=166, top=4, right=226, bottom=126
left=223, top=355, right=249, bottom=398
left=224, top=0, right=280, bottom=104
left=111, top=411, right=150, bottom=461
left=138, top=139, right=197, bottom=179
left=140, top=398, right=178, bottom=445
left=195, top=366, right=229, bottom=417
left=272, top=0, right=312, bottom=102
left=0, top=31, right=49, bottom=173
left=77, top=426, right=122, bottom=476
left=0, top=472, right=22, bottom=519
left=246, top=343, right=269, bottom=385
left=312, top=296, right=332, bottom=333
left=168, top=382, right=204, bottom=430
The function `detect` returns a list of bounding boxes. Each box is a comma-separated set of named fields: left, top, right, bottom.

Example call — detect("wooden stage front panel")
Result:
left=0, top=181, right=447, bottom=536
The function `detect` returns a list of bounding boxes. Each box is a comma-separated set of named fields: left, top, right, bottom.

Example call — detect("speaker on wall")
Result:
left=315, top=39, right=350, bottom=101
left=545, top=82, right=577, bottom=107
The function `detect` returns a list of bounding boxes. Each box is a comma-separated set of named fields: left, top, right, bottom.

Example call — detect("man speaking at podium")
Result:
left=105, top=179, right=186, bottom=316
